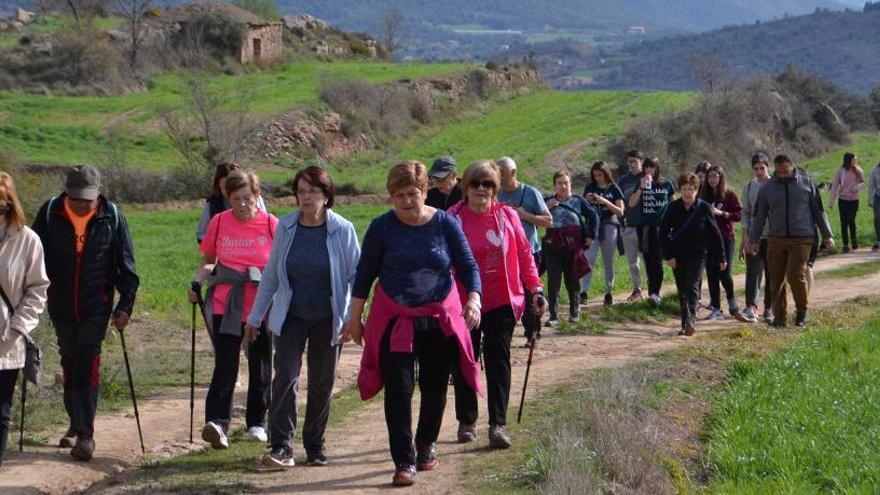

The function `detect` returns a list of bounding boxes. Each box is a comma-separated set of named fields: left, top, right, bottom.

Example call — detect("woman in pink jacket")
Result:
left=0, top=172, right=49, bottom=466
left=828, top=152, right=865, bottom=252
left=447, top=160, right=545, bottom=450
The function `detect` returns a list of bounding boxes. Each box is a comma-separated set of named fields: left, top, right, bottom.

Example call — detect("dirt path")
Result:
left=2, top=251, right=877, bottom=494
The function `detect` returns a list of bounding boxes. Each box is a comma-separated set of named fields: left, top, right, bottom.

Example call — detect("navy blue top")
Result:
left=286, top=222, right=332, bottom=320
left=352, top=210, right=481, bottom=307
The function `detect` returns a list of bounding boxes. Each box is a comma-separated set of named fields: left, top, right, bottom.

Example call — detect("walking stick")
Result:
left=516, top=338, right=536, bottom=424
left=189, top=285, right=198, bottom=444
left=117, top=324, right=146, bottom=454
left=18, top=374, right=26, bottom=451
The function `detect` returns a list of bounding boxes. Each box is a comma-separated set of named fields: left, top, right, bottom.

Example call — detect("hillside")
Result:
left=587, top=7, right=880, bottom=94
left=280, top=0, right=846, bottom=33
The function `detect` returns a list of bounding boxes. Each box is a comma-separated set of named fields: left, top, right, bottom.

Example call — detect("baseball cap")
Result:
left=428, top=156, right=457, bottom=179
left=65, top=165, right=101, bottom=200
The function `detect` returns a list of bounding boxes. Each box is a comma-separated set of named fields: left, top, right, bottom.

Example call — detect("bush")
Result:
left=185, top=12, right=247, bottom=59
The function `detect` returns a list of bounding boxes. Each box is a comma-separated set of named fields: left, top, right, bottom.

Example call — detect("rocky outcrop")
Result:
left=251, top=111, right=376, bottom=163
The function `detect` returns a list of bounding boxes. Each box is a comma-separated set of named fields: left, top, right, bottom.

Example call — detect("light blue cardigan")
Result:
left=246, top=209, right=360, bottom=344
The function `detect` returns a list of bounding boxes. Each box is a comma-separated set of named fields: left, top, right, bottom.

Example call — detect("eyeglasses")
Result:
left=469, top=179, right=495, bottom=190
left=297, top=188, right=324, bottom=197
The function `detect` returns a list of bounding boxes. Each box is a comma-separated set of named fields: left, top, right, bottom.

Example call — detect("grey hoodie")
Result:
left=868, top=165, right=880, bottom=207
left=749, top=173, right=832, bottom=242
left=741, top=177, right=770, bottom=240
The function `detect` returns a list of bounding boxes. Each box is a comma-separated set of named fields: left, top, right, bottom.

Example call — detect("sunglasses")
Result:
left=469, top=179, right=495, bottom=190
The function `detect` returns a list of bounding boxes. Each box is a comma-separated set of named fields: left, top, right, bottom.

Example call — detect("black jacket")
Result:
left=426, top=181, right=463, bottom=211
left=659, top=199, right=724, bottom=264
left=32, top=194, right=139, bottom=324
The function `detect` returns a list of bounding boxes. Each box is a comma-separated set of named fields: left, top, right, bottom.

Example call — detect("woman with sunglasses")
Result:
left=627, top=156, right=675, bottom=307
left=543, top=169, right=599, bottom=325
left=342, top=161, right=482, bottom=487
left=0, top=172, right=49, bottom=466
left=447, top=160, right=545, bottom=449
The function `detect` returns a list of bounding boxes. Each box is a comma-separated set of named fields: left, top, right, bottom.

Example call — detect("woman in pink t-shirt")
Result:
left=448, top=160, right=545, bottom=450
left=187, top=170, right=278, bottom=450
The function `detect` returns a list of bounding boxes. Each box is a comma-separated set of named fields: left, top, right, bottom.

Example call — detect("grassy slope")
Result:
left=0, top=60, right=469, bottom=169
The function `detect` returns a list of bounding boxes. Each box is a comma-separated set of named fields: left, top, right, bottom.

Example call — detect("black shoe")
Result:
left=261, top=445, right=295, bottom=469
left=578, top=292, right=588, bottom=305
left=603, top=293, right=613, bottom=306
left=872, top=243, right=879, bottom=252
left=770, top=317, right=786, bottom=329
left=416, top=442, right=438, bottom=471
left=307, top=451, right=328, bottom=466
left=795, top=312, right=807, bottom=327
left=853, top=243, right=860, bottom=250
left=843, top=246, right=850, bottom=253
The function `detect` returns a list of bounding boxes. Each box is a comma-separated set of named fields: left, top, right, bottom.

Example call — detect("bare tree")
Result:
left=55, top=0, right=110, bottom=24
left=689, top=53, right=734, bottom=93
left=111, top=0, right=155, bottom=71
left=377, top=8, right=406, bottom=60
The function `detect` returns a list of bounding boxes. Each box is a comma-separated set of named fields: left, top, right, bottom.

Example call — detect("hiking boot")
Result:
left=627, top=289, right=643, bottom=302
left=706, top=309, right=723, bottom=321
left=872, top=243, right=879, bottom=252
left=247, top=426, right=268, bottom=443
left=488, top=425, right=512, bottom=449
left=578, top=292, right=588, bottom=305
left=604, top=293, right=613, bottom=306
left=545, top=317, right=559, bottom=328
left=416, top=442, right=438, bottom=471
left=648, top=294, right=662, bottom=308
left=457, top=422, right=477, bottom=443
left=307, top=451, right=328, bottom=466
left=59, top=428, right=77, bottom=449
left=739, top=307, right=758, bottom=323
left=795, top=312, right=808, bottom=328
left=201, top=421, right=229, bottom=450
left=261, top=445, right=295, bottom=469
left=70, top=435, right=95, bottom=462
left=392, top=464, right=416, bottom=486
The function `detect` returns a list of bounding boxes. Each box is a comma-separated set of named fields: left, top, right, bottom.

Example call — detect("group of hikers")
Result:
left=0, top=147, right=874, bottom=486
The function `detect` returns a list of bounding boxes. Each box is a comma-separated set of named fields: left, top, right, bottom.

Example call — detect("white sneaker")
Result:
left=248, top=426, right=268, bottom=442
left=201, top=421, right=229, bottom=450
left=648, top=294, right=662, bottom=308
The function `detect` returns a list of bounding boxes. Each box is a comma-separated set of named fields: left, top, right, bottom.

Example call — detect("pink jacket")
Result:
left=448, top=201, right=543, bottom=320
left=829, top=167, right=865, bottom=203
left=357, top=283, right=483, bottom=401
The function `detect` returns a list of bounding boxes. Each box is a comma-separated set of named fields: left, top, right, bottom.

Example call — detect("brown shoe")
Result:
left=70, top=436, right=95, bottom=461
left=416, top=442, right=439, bottom=471
left=684, top=324, right=695, bottom=337
left=59, top=429, right=77, bottom=449
left=627, top=289, right=643, bottom=302
left=392, top=464, right=416, bottom=486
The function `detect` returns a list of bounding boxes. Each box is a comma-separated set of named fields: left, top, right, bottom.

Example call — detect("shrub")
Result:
left=185, top=12, right=246, bottom=59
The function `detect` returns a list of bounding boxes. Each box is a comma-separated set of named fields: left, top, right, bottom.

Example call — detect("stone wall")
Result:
left=240, top=23, right=283, bottom=63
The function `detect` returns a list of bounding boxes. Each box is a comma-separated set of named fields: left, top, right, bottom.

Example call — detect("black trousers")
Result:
left=0, top=368, right=18, bottom=464
left=706, top=237, right=738, bottom=312
left=381, top=317, right=459, bottom=468
left=454, top=306, right=515, bottom=427
left=522, top=252, right=542, bottom=339
left=545, top=247, right=579, bottom=319
left=639, top=226, right=665, bottom=296
left=204, top=315, right=272, bottom=433
left=673, top=254, right=706, bottom=330
left=839, top=199, right=859, bottom=247
left=54, top=319, right=105, bottom=439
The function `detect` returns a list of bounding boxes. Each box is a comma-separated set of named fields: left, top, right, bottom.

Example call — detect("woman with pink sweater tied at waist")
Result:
left=828, top=152, right=865, bottom=253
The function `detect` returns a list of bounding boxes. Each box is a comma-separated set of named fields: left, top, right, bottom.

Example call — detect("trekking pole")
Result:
left=516, top=338, right=536, bottom=424
left=117, top=324, right=146, bottom=454
left=18, top=374, right=26, bottom=452
left=190, top=282, right=200, bottom=444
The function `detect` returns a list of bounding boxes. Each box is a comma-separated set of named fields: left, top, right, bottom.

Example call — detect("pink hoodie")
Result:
left=357, top=283, right=483, bottom=401
left=829, top=166, right=865, bottom=203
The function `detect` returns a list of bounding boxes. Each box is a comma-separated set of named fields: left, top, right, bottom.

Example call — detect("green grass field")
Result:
left=706, top=304, right=880, bottom=492
left=0, top=60, right=469, bottom=170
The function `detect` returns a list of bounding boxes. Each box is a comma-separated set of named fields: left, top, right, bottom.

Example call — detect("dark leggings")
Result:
left=204, top=316, right=272, bottom=433
left=381, top=317, right=459, bottom=468
left=706, top=237, right=738, bottom=313
left=0, top=369, right=18, bottom=465
left=639, top=226, right=664, bottom=296
left=839, top=199, right=859, bottom=248
left=454, top=305, right=515, bottom=427
left=545, top=247, right=579, bottom=319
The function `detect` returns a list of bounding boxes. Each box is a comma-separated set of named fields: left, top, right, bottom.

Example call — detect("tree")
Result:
left=111, top=0, right=155, bottom=71
left=689, top=53, right=734, bottom=93
left=55, top=0, right=109, bottom=23
left=377, top=8, right=405, bottom=60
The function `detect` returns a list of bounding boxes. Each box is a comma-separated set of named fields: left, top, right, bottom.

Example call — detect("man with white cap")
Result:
left=32, top=165, right=139, bottom=461
left=496, top=157, right=551, bottom=344
left=426, top=156, right=463, bottom=211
